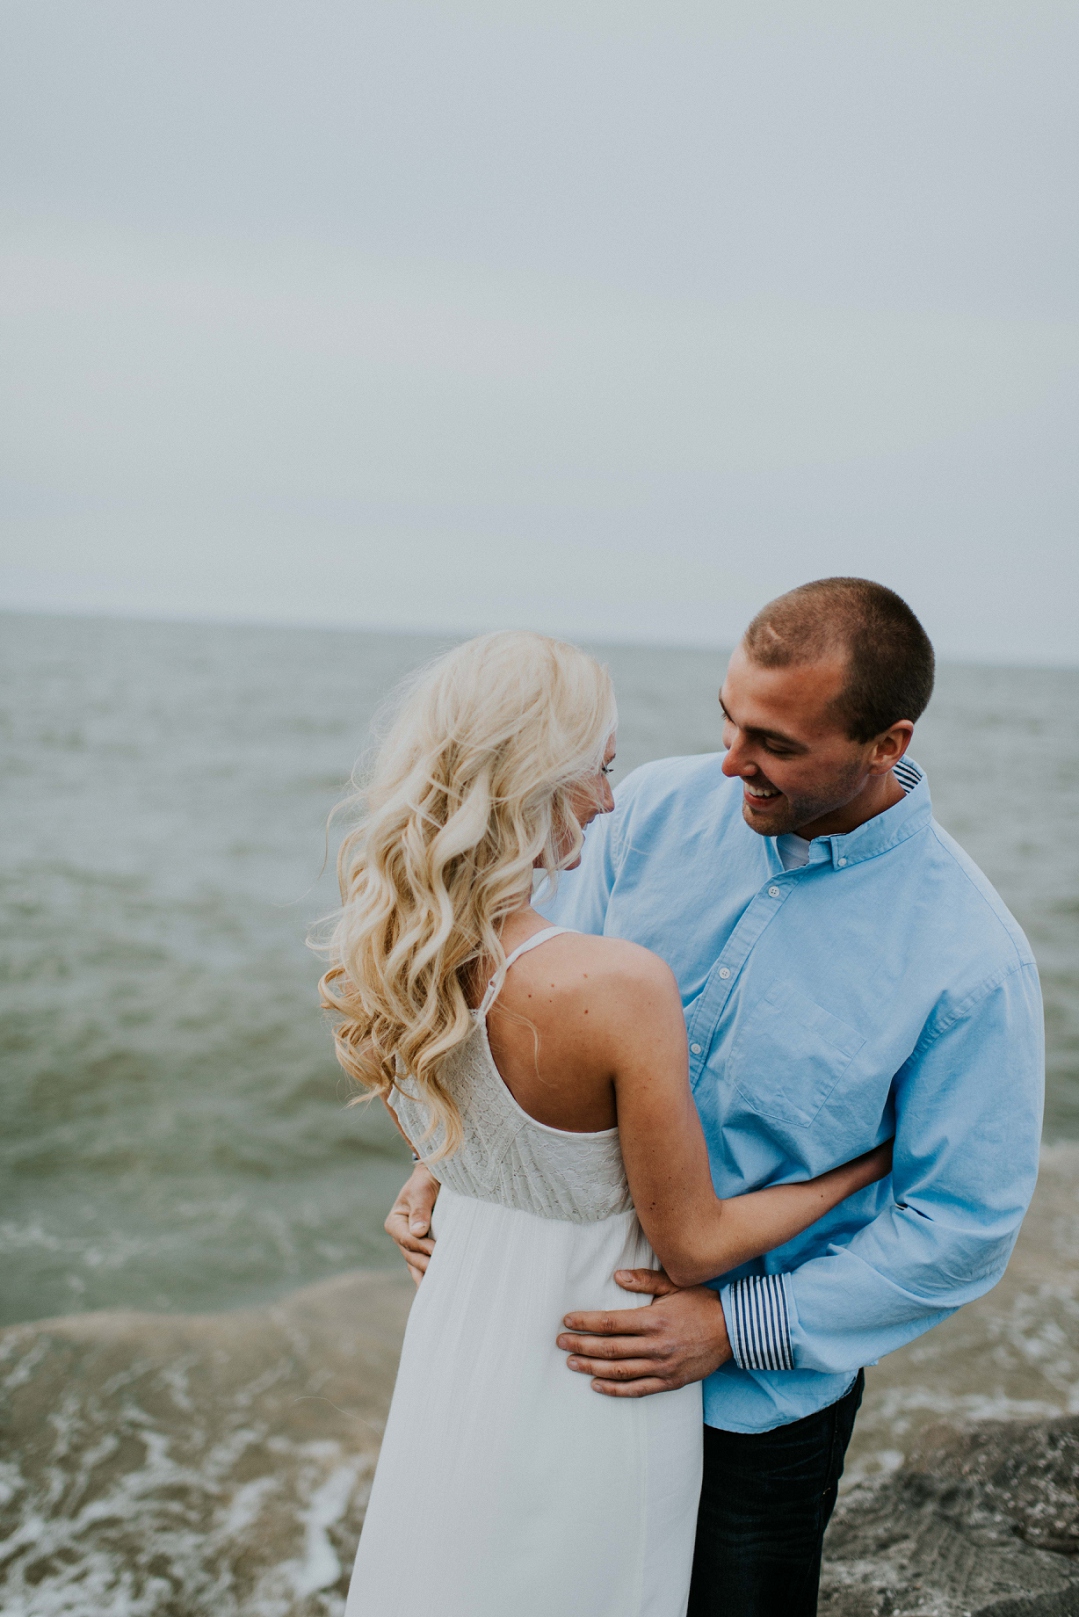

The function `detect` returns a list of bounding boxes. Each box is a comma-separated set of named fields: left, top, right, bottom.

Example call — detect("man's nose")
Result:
left=721, top=732, right=752, bottom=777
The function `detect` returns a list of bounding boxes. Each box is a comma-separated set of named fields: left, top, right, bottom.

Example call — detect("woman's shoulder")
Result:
left=562, top=930, right=675, bottom=982
left=502, top=930, right=679, bottom=1021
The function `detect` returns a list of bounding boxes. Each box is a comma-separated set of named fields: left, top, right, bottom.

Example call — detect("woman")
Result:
left=320, top=631, right=890, bottom=1617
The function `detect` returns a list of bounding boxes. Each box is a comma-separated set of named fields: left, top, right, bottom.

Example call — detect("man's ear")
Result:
left=868, top=720, right=915, bottom=774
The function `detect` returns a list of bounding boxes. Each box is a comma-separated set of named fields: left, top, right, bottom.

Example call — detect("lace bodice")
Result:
left=388, top=930, right=633, bottom=1225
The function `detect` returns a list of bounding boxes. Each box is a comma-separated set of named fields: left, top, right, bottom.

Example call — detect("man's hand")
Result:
left=556, top=1268, right=732, bottom=1397
left=384, top=1164, right=440, bottom=1286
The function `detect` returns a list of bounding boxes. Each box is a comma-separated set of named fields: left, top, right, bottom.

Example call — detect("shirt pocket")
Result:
left=727, top=980, right=867, bottom=1128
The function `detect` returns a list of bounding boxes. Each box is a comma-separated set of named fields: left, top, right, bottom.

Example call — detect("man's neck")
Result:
left=794, top=769, right=906, bottom=842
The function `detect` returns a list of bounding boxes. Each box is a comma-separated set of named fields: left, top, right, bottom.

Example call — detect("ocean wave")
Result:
left=3, top=1148, right=1077, bottom=1614
left=0, top=1271, right=412, bottom=1616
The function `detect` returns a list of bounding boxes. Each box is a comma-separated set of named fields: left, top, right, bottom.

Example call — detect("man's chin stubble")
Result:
left=742, top=801, right=801, bottom=837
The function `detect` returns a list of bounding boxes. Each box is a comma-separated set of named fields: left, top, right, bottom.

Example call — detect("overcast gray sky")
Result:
left=2, top=1, right=1076, bottom=661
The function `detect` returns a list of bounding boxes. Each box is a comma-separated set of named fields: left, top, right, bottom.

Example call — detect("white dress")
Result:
left=345, top=928, right=703, bottom=1617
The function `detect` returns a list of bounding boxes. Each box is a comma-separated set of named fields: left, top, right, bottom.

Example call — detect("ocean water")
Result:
left=2, top=611, right=1078, bottom=1329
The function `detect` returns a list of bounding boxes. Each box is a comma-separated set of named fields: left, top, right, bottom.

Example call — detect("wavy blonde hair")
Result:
left=318, top=631, right=617, bottom=1156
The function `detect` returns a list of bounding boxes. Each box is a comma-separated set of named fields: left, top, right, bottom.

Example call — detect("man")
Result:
left=386, top=578, right=1044, bottom=1615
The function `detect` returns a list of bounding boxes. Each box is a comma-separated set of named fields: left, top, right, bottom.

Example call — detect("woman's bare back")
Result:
left=481, top=909, right=891, bottom=1289
left=483, top=912, right=676, bottom=1134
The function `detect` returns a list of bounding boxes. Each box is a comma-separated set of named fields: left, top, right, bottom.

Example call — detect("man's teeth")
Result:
left=745, top=784, right=779, bottom=799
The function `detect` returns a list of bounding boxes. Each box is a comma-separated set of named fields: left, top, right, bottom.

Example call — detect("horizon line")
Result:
left=2, top=600, right=1076, bottom=674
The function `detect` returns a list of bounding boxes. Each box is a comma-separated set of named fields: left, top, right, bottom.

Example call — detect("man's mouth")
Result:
left=744, top=781, right=781, bottom=801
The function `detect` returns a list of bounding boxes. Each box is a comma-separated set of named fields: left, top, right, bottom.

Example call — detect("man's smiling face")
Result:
left=719, top=643, right=890, bottom=839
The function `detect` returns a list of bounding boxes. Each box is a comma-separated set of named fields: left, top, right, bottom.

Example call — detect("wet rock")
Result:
left=822, top=1414, right=1079, bottom=1616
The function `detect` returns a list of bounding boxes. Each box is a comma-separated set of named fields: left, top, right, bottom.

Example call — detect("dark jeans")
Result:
left=687, top=1370, right=864, bottom=1617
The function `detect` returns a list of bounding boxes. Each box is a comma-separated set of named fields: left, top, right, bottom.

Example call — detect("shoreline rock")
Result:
left=822, top=1415, right=1079, bottom=1616
left=842, top=1144, right=1079, bottom=1489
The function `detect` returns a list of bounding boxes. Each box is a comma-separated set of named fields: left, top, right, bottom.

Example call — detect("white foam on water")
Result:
left=290, top=1455, right=372, bottom=1599
left=0, top=1425, right=372, bottom=1617
left=0, top=1272, right=407, bottom=1616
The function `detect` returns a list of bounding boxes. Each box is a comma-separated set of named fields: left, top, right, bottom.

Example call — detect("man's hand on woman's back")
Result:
left=556, top=1269, right=732, bottom=1395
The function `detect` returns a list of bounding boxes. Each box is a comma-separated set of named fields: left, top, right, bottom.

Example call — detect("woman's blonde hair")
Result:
left=318, top=630, right=616, bottom=1156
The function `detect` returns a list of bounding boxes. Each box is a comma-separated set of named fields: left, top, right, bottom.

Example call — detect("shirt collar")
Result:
left=799, top=757, right=932, bottom=871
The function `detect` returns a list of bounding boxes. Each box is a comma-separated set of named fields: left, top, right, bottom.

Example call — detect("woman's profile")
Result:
left=320, top=631, right=890, bottom=1617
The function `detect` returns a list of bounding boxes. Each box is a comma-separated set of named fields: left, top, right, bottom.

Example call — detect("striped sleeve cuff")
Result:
left=723, top=1273, right=794, bottom=1370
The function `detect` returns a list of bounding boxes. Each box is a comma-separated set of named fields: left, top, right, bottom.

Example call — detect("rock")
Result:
left=0, top=1270, right=413, bottom=1617
left=821, top=1414, right=1079, bottom=1616
left=843, top=1144, right=1079, bottom=1490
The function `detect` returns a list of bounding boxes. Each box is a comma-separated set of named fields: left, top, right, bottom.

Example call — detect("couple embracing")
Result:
left=323, top=578, right=1043, bottom=1617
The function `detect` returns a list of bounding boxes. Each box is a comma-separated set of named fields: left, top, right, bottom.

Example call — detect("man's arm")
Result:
left=768, top=963, right=1043, bottom=1373
left=561, top=961, right=1043, bottom=1393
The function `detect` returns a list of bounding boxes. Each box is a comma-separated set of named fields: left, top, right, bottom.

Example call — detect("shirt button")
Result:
left=690, top=1043, right=702, bottom=1055
left=768, top=886, right=780, bottom=897
left=719, top=967, right=731, bottom=979
left=837, top=857, right=847, bottom=867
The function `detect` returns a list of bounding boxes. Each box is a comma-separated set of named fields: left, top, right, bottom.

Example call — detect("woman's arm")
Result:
left=660, top=1142, right=892, bottom=1286
left=607, top=953, right=891, bottom=1289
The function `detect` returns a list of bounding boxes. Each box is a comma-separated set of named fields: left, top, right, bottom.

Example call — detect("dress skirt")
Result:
left=346, top=1184, right=703, bottom=1617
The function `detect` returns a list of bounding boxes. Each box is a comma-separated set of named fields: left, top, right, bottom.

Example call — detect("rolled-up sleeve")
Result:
left=777, top=961, right=1043, bottom=1374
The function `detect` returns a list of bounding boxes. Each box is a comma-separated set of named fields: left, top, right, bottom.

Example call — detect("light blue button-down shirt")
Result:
left=540, top=753, right=1044, bottom=1433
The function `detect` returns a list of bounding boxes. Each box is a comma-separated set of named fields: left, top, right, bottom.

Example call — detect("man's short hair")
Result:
left=742, top=578, right=935, bottom=742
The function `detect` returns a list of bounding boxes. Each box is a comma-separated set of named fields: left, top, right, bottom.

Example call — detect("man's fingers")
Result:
left=384, top=1166, right=440, bottom=1283
left=561, top=1308, right=658, bottom=1335
left=613, top=1268, right=680, bottom=1297
left=403, top=1170, right=439, bottom=1232
left=384, top=1209, right=435, bottom=1252
left=385, top=1166, right=440, bottom=1240
left=405, top=1191, right=438, bottom=1236
left=557, top=1331, right=656, bottom=1360
left=385, top=1226, right=435, bottom=1260
left=565, top=1354, right=660, bottom=1380
left=590, top=1376, right=672, bottom=1399
left=398, top=1207, right=430, bottom=1238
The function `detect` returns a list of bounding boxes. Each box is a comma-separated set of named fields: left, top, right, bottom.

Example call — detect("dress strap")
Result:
left=478, top=926, right=577, bottom=1018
